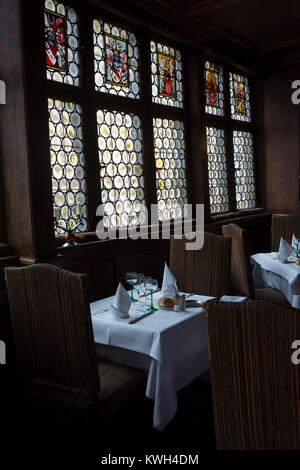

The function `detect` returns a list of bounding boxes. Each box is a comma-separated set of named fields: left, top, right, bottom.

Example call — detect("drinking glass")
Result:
left=146, top=278, right=159, bottom=313
left=138, top=276, right=152, bottom=310
left=125, top=272, right=138, bottom=302
left=135, top=274, right=145, bottom=299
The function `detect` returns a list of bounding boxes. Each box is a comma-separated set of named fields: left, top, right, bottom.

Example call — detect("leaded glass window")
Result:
left=150, top=41, right=183, bottom=108
left=97, top=110, right=146, bottom=227
left=153, top=118, right=187, bottom=220
left=229, top=72, right=251, bottom=122
left=206, top=127, right=229, bottom=213
left=93, top=20, right=140, bottom=99
left=233, top=131, right=256, bottom=209
left=204, top=61, right=224, bottom=116
left=48, top=99, right=87, bottom=234
left=45, top=0, right=80, bottom=86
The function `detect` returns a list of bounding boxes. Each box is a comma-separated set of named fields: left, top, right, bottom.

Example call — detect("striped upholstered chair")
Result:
left=222, top=223, right=288, bottom=303
left=5, top=264, right=147, bottom=423
left=205, top=300, right=300, bottom=450
left=271, top=214, right=300, bottom=252
left=170, top=231, right=231, bottom=297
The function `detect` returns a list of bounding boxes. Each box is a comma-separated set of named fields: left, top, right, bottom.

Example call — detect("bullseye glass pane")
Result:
left=229, top=72, right=251, bottom=122
left=48, top=98, right=87, bottom=234
left=206, top=127, right=229, bottom=214
left=97, top=109, right=145, bottom=227
left=45, top=0, right=80, bottom=86
left=153, top=118, right=187, bottom=221
left=233, top=130, right=256, bottom=209
left=204, top=61, right=224, bottom=117
left=150, top=41, right=183, bottom=108
left=93, top=20, right=140, bottom=99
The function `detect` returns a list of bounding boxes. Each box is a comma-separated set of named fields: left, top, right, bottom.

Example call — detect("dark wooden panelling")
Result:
left=59, top=238, right=170, bottom=301
left=0, top=0, right=34, bottom=257
left=21, top=1, right=57, bottom=259
left=208, top=212, right=271, bottom=255
left=56, top=213, right=271, bottom=301
left=0, top=255, right=20, bottom=393
left=264, top=64, right=300, bottom=213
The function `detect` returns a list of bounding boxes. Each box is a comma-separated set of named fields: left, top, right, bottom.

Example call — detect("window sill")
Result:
left=210, top=207, right=266, bottom=223
left=55, top=210, right=270, bottom=251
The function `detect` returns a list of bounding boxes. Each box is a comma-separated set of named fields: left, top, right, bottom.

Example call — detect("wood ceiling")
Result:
left=91, top=0, right=300, bottom=67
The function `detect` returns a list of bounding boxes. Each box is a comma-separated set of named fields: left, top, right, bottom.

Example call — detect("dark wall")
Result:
left=264, top=64, right=300, bottom=214
left=0, top=0, right=35, bottom=257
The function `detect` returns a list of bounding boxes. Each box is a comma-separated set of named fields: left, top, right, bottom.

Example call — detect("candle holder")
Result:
left=54, top=205, right=83, bottom=247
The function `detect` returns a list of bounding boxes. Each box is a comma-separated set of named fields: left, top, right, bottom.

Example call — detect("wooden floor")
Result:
left=1, top=370, right=216, bottom=463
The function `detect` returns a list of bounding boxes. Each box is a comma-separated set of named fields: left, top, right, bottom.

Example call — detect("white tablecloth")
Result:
left=91, top=293, right=212, bottom=430
left=251, top=253, right=300, bottom=308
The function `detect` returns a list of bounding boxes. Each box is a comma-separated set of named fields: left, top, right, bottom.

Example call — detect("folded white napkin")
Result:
left=220, top=295, right=247, bottom=302
left=161, top=262, right=179, bottom=297
left=109, top=283, right=132, bottom=319
left=291, top=233, right=300, bottom=252
left=278, top=237, right=294, bottom=262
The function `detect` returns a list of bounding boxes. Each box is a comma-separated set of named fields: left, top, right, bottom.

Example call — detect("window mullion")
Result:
left=223, top=68, right=237, bottom=212
left=225, top=128, right=237, bottom=212
left=139, top=34, right=157, bottom=214
left=80, top=11, right=102, bottom=232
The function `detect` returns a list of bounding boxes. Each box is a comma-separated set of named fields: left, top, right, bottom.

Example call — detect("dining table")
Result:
left=251, top=252, right=300, bottom=308
left=90, top=291, right=213, bottom=431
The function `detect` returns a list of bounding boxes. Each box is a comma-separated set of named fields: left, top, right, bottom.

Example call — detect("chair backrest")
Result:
left=271, top=214, right=300, bottom=252
left=205, top=300, right=300, bottom=450
left=170, top=231, right=231, bottom=297
left=222, top=223, right=255, bottom=298
left=5, top=264, right=100, bottom=400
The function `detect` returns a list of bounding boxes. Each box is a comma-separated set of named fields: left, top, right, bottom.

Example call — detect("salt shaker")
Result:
left=174, top=294, right=185, bottom=311
left=179, top=294, right=186, bottom=311
left=174, top=294, right=181, bottom=311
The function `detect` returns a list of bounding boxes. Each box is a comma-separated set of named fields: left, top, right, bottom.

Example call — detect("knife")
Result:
left=129, top=311, right=154, bottom=324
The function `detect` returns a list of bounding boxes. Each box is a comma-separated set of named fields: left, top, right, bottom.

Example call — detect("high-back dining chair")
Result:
left=222, top=223, right=288, bottom=303
left=170, top=231, right=231, bottom=297
left=5, top=264, right=146, bottom=422
left=205, top=300, right=300, bottom=450
left=271, top=214, right=300, bottom=252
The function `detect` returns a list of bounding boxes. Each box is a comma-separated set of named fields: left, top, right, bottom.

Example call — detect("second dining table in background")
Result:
left=251, top=252, right=300, bottom=308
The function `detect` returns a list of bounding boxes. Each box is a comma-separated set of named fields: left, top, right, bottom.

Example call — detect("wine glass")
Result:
left=146, top=278, right=159, bottom=313
left=135, top=274, right=145, bottom=299
left=138, top=276, right=152, bottom=310
left=125, top=272, right=138, bottom=302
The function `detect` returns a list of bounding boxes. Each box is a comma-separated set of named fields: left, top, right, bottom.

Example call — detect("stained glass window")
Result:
left=93, top=20, right=139, bottom=99
left=48, top=99, right=87, bottom=234
left=229, top=73, right=251, bottom=122
left=97, top=110, right=146, bottom=227
left=233, top=131, right=256, bottom=209
left=151, top=41, right=183, bottom=108
left=153, top=118, right=187, bottom=220
left=204, top=61, right=224, bottom=116
left=206, top=127, right=229, bottom=213
left=45, top=0, right=80, bottom=86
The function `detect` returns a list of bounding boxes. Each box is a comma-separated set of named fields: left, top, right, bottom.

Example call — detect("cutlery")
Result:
left=185, top=300, right=203, bottom=308
left=185, top=293, right=196, bottom=299
left=129, top=312, right=154, bottom=324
